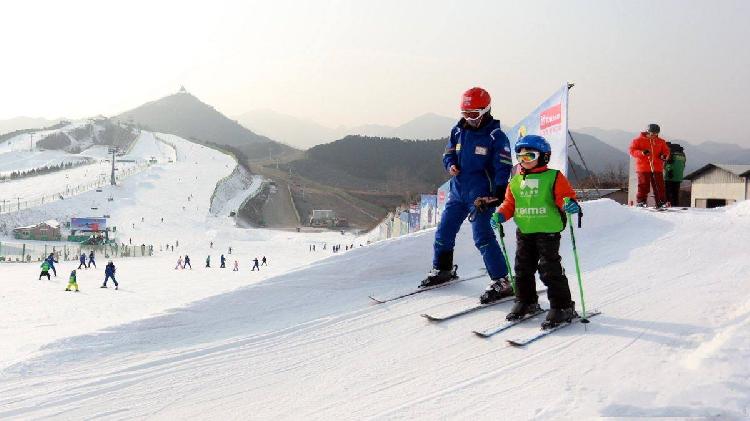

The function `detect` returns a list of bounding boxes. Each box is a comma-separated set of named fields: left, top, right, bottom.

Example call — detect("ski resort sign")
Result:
left=510, top=84, right=570, bottom=175
left=71, top=217, right=107, bottom=232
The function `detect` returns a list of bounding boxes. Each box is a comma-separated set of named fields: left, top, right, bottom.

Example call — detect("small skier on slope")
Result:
left=491, top=135, right=581, bottom=329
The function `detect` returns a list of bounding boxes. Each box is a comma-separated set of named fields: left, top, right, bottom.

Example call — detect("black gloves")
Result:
left=659, top=154, right=668, bottom=161
left=642, top=150, right=650, bottom=156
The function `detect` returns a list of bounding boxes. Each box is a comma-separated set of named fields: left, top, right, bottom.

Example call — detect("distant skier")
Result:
left=205, top=255, right=211, bottom=268
left=65, top=270, right=80, bottom=292
left=39, top=260, right=51, bottom=280
left=251, top=257, right=260, bottom=271
left=220, top=254, right=226, bottom=268
left=233, top=260, right=239, bottom=271
left=210, top=241, right=213, bottom=248
left=45, top=253, right=58, bottom=277
left=228, top=246, right=232, bottom=254
left=102, top=261, right=118, bottom=289
left=78, top=253, right=87, bottom=269
left=629, top=124, right=670, bottom=208
left=492, top=135, right=580, bottom=328
left=261, top=256, right=267, bottom=266
left=88, top=250, right=96, bottom=268
left=664, top=142, right=686, bottom=207
left=184, top=254, right=192, bottom=269
left=175, top=256, right=184, bottom=270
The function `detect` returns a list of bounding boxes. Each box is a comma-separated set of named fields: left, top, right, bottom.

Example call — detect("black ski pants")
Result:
left=514, top=231, right=572, bottom=309
left=665, top=180, right=680, bottom=207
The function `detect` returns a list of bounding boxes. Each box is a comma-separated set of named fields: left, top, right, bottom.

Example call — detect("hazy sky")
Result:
left=2, top=0, right=749, bottom=145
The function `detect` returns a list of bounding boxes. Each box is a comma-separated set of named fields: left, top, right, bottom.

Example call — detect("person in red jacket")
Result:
left=629, top=124, right=670, bottom=207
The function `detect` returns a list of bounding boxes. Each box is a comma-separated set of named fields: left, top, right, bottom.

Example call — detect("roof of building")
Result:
left=684, top=164, right=750, bottom=180
left=12, top=220, right=61, bottom=231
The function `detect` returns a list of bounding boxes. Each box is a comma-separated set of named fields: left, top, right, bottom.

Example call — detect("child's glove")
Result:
left=490, top=212, right=505, bottom=229
left=563, top=198, right=581, bottom=214
left=659, top=154, right=668, bottom=161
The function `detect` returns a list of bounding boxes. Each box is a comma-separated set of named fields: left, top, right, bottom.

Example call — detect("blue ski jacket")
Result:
left=442, top=117, right=512, bottom=202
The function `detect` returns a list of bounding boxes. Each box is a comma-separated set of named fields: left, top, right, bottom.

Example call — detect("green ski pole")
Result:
left=564, top=198, right=588, bottom=323
left=495, top=222, right=516, bottom=294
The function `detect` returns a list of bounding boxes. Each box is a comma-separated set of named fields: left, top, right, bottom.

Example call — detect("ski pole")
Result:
left=646, top=142, right=663, bottom=206
left=564, top=199, right=588, bottom=323
left=495, top=222, right=516, bottom=294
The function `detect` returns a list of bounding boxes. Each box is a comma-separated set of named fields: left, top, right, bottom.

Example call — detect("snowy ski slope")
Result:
left=0, top=130, right=748, bottom=418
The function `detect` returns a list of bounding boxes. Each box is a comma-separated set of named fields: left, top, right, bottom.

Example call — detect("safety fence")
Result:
left=0, top=161, right=150, bottom=214
left=0, top=240, right=155, bottom=263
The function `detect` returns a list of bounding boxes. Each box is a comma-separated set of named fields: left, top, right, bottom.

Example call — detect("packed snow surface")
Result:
left=0, top=130, right=748, bottom=419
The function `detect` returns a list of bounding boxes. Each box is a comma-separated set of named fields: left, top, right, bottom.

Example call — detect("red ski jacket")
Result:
left=629, top=132, right=670, bottom=172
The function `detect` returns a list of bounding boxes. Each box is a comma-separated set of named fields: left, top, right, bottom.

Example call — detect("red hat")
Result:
left=461, top=87, right=491, bottom=111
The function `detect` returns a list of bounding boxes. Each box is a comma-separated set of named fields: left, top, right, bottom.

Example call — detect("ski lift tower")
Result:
left=109, top=147, right=118, bottom=186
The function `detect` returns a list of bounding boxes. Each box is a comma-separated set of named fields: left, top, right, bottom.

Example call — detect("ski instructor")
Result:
left=421, top=87, right=514, bottom=304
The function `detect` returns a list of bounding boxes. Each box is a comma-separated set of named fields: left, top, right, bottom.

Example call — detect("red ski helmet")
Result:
left=461, top=87, right=491, bottom=111
left=460, top=87, right=491, bottom=122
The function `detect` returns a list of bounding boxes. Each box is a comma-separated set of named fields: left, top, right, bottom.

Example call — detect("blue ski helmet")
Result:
left=514, top=134, right=551, bottom=153
left=515, top=134, right=551, bottom=165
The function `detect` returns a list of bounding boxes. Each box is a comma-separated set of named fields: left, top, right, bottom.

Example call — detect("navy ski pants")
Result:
left=433, top=198, right=507, bottom=280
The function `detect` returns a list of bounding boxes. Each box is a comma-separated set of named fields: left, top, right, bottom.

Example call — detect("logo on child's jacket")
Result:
left=517, top=207, right=548, bottom=216
left=474, top=146, right=487, bottom=155
left=519, top=178, right=539, bottom=197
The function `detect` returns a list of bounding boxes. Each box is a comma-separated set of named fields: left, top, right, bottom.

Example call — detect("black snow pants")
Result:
left=514, top=231, right=573, bottom=309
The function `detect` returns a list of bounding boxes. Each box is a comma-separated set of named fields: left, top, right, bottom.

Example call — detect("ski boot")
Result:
left=506, top=301, right=542, bottom=321
left=420, top=265, right=458, bottom=288
left=541, top=303, right=578, bottom=329
left=479, top=277, right=513, bottom=304
left=100, top=285, right=107, bottom=288
left=635, top=202, right=647, bottom=208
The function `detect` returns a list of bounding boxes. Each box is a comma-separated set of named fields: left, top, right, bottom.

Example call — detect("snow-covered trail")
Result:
left=1, top=200, right=748, bottom=419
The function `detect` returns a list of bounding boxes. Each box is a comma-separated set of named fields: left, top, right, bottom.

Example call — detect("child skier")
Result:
left=39, top=260, right=51, bottom=280
left=491, top=135, right=581, bottom=329
left=184, top=254, right=192, bottom=269
left=78, top=253, right=87, bottom=269
left=45, top=253, right=58, bottom=277
left=88, top=250, right=96, bottom=268
left=176, top=256, right=184, bottom=269
left=233, top=260, right=239, bottom=271
left=251, top=257, right=260, bottom=271
left=220, top=254, right=226, bottom=268
left=102, top=261, right=118, bottom=289
left=65, top=270, right=80, bottom=292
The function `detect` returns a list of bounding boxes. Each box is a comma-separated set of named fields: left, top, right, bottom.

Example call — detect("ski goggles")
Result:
left=516, top=151, right=541, bottom=162
left=461, top=105, right=490, bottom=121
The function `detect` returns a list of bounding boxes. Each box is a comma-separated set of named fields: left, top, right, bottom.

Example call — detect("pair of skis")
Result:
left=369, top=275, right=597, bottom=346
left=423, top=291, right=598, bottom=346
left=368, top=271, right=488, bottom=304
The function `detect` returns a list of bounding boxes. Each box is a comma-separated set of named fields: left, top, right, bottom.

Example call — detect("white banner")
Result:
left=509, top=84, right=569, bottom=175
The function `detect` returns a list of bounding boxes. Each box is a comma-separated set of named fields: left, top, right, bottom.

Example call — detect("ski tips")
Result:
left=368, top=295, right=385, bottom=304
left=472, top=331, right=490, bottom=338
left=420, top=314, right=439, bottom=322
